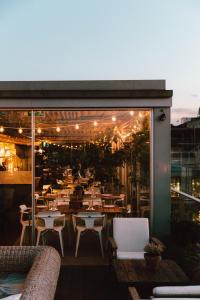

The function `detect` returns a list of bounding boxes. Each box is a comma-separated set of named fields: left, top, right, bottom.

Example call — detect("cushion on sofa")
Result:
left=0, top=273, right=25, bottom=299
left=2, top=294, right=21, bottom=300
left=153, top=285, right=200, bottom=297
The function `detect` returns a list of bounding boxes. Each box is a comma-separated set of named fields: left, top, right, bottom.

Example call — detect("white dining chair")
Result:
left=72, top=212, right=105, bottom=258
left=19, top=204, right=32, bottom=246
left=111, top=217, right=150, bottom=260
left=35, top=211, right=65, bottom=256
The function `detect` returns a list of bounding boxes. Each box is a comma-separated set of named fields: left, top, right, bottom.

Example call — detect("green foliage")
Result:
left=144, top=242, right=164, bottom=255
left=35, top=116, right=150, bottom=192
left=171, top=221, right=200, bottom=246
left=124, top=116, right=150, bottom=187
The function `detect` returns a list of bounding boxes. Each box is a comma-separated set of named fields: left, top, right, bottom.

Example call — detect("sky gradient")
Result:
left=0, top=0, right=199, bottom=123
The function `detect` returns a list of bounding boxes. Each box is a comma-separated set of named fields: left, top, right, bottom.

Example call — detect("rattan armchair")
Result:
left=0, top=246, right=61, bottom=300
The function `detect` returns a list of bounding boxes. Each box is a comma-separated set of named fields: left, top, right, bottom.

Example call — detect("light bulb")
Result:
left=139, top=112, right=143, bottom=118
left=75, top=124, right=79, bottom=130
left=112, top=117, right=116, bottom=122
left=130, top=111, right=134, bottom=116
left=56, top=127, right=61, bottom=132
left=37, top=128, right=42, bottom=134
left=93, top=121, right=98, bottom=126
left=0, top=126, right=4, bottom=133
left=18, top=128, right=23, bottom=134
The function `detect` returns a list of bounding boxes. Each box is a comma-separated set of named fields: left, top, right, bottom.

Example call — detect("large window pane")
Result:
left=0, top=111, right=32, bottom=245
left=34, top=109, right=150, bottom=218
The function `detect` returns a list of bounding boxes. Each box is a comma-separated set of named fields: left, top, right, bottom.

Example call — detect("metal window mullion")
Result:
left=31, top=110, right=36, bottom=245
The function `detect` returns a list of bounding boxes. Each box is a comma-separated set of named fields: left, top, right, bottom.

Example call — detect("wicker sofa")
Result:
left=0, top=246, right=61, bottom=300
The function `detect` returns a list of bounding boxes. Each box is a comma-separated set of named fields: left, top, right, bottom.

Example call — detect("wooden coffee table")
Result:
left=113, top=259, right=189, bottom=299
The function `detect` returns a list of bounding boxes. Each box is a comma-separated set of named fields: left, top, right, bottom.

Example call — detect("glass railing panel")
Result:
left=171, top=188, right=200, bottom=223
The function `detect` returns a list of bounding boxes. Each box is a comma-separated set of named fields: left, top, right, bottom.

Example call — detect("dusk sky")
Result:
left=0, top=0, right=199, bottom=124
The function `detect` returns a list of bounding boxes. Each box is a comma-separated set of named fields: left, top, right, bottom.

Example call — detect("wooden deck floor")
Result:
left=55, top=266, right=119, bottom=300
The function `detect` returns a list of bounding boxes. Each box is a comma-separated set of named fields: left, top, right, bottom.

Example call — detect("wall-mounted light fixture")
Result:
left=159, top=109, right=166, bottom=121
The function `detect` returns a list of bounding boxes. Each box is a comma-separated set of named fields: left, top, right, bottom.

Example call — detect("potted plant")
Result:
left=144, top=242, right=164, bottom=271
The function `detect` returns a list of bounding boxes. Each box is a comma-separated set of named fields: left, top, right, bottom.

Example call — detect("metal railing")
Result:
left=171, top=187, right=200, bottom=223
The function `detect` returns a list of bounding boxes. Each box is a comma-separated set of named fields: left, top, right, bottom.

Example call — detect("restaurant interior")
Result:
left=0, top=109, right=150, bottom=257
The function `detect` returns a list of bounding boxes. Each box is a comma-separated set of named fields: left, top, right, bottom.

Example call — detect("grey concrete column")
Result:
left=151, top=107, right=171, bottom=238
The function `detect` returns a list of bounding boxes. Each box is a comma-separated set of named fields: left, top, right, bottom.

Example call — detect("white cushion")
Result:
left=153, top=285, right=200, bottom=297
left=117, top=251, right=145, bottom=260
left=2, top=294, right=22, bottom=300
left=113, top=218, right=149, bottom=252
left=152, top=298, right=200, bottom=300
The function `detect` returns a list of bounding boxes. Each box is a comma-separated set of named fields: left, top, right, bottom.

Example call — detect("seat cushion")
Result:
left=117, top=251, right=145, bottom=260
left=0, top=273, right=25, bottom=299
left=2, top=294, right=22, bottom=300
left=152, top=298, right=200, bottom=300
left=153, top=285, right=200, bottom=297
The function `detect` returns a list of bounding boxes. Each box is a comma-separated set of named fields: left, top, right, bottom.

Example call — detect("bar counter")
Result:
left=0, top=171, right=32, bottom=185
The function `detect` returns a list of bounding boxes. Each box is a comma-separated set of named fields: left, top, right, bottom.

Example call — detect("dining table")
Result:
left=36, top=203, right=122, bottom=215
left=100, top=194, right=123, bottom=204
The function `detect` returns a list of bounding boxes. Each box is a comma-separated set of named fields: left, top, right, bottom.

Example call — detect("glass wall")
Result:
left=0, top=111, right=32, bottom=245
left=0, top=109, right=150, bottom=251
left=34, top=109, right=150, bottom=216
left=171, top=125, right=200, bottom=197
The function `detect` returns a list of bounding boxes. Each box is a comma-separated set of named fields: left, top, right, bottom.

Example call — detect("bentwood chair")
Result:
left=72, top=213, right=105, bottom=257
left=36, top=211, right=65, bottom=256
left=19, top=204, right=32, bottom=246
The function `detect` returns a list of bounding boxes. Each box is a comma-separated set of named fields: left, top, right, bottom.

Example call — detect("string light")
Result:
left=75, top=124, right=79, bottom=130
left=93, top=121, right=98, bottom=126
left=112, top=117, right=116, bottom=122
left=37, top=128, right=42, bottom=134
left=0, top=126, right=4, bottom=133
left=56, top=127, right=61, bottom=133
left=18, top=128, right=23, bottom=134
left=139, top=112, right=143, bottom=118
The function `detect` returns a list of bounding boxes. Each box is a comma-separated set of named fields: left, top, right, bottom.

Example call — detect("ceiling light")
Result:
left=56, top=127, right=61, bottom=132
left=37, top=128, right=42, bottom=134
left=18, top=128, right=23, bottom=134
left=93, top=121, right=98, bottom=126
left=112, top=117, right=116, bottom=122
left=75, top=124, right=79, bottom=130
left=0, top=126, right=4, bottom=133
left=139, top=112, right=143, bottom=118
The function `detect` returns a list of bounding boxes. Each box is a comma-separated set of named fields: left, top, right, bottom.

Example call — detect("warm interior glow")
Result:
left=18, top=128, right=23, bottom=134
